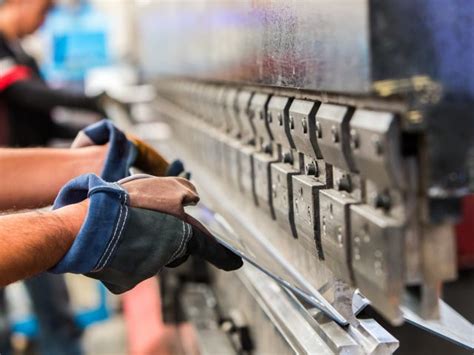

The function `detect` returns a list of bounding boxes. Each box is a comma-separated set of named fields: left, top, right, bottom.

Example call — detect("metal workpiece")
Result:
left=267, top=96, right=295, bottom=156
left=292, top=175, right=325, bottom=259
left=271, top=162, right=300, bottom=238
left=249, top=93, right=273, bottom=151
left=252, top=152, right=278, bottom=218
left=236, top=90, right=255, bottom=144
left=214, top=266, right=337, bottom=355
left=319, top=189, right=358, bottom=285
left=349, top=109, right=405, bottom=189
left=215, top=265, right=399, bottom=354
left=350, top=204, right=405, bottom=325
left=348, top=319, right=399, bottom=354
left=288, top=99, right=322, bottom=160
left=316, top=103, right=356, bottom=172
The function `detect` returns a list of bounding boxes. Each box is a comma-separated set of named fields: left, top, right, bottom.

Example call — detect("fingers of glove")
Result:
left=188, top=227, right=243, bottom=271
left=126, top=134, right=169, bottom=176
left=166, top=160, right=185, bottom=177
left=122, top=177, right=200, bottom=218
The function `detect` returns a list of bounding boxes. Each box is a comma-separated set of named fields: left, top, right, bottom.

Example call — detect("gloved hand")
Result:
left=72, top=119, right=185, bottom=181
left=50, top=174, right=242, bottom=294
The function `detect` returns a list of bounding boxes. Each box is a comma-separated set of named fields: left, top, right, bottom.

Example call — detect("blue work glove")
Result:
left=50, top=174, right=242, bottom=294
left=72, top=119, right=184, bottom=181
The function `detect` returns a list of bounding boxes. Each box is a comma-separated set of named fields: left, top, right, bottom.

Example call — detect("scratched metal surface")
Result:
left=137, top=0, right=473, bottom=100
left=136, top=0, right=370, bottom=93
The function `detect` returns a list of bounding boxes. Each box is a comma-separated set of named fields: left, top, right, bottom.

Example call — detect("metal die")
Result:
left=350, top=204, right=405, bottom=325
left=271, top=162, right=300, bottom=237
left=292, top=174, right=326, bottom=259
left=319, top=189, right=357, bottom=285
left=253, top=152, right=279, bottom=218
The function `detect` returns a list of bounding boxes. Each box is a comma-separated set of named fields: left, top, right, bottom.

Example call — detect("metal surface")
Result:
left=180, top=284, right=237, bottom=355
left=349, top=109, right=405, bottom=189
left=130, top=0, right=474, bottom=349
left=292, top=175, right=325, bottom=258
left=187, top=203, right=349, bottom=326
left=137, top=0, right=370, bottom=93
left=316, top=103, right=356, bottom=172
left=288, top=99, right=321, bottom=160
left=141, top=93, right=472, bottom=351
left=271, top=162, right=299, bottom=237
left=319, top=189, right=357, bottom=285
left=402, top=295, right=474, bottom=350
left=350, top=204, right=405, bottom=324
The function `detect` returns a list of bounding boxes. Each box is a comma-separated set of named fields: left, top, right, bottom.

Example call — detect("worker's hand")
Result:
left=49, top=174, right=242, bottom=294
left=72, top=119, right=184, bottom=181
left=119, top=174, right=198, bottom=219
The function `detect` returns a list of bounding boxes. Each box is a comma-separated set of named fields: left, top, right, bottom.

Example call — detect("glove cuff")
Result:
left=50, top=174, right=130, bottom=274
left=81, top=119, right=137, bottom=182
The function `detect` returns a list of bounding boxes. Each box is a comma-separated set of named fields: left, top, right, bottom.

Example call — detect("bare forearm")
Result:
left=0, top=201, right=87, bottom=286
left=0, top=146, right=106, bottom=210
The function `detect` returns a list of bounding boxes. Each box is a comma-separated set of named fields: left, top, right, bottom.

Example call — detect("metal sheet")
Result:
left=186, top=204, right=349, bottom=326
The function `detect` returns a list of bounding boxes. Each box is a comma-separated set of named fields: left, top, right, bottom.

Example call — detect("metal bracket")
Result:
left=292, top=175, right=326, bottom=258
left=350, top=204, right=405, bottom=325
left=289, top=99, right=322, bottom=160
left=315, top=103, right=356, bottom=172
left=236, top=90, right=255, bottom=144
left=349, top=109, right=405, bottom=189
left=267, top=96, right=294, bottom=156
left=253, top=152, right=278, bottom=218
left=319, top=189, right=358, bottom=285
left=224, top=88, right=240, bottom=138
left=249, top=93, right=273, bottom=151
left=271, top=162, right=300, bottom=237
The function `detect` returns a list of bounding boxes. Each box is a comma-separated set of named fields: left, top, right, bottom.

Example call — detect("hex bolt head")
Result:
left=259, top=110, right=265, bottom=120
left=268, top=112, right=273, bottom=122
left=331, top=125, right=339, bottom=143
left=283, top=152, right=292, bottom=164
left=316, top=121, right=322, bottom=138
left=301, top=117, right=308, bottom=133
left=304, top=160, right=318, bottom=176
left=372, top=136, right=383, bottom=155
left=289, top=115, right=295, bottom=129
left=336, top=174, right=352, bottom=192
left=278, top=112, right=283, bottom=126
left=350, top=129, right=359, bottom=149
left=263, top=143, right=273, bottom=154
left=374, top=192, right=391, bottom=211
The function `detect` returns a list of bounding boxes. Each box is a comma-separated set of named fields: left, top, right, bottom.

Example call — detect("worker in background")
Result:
left=0, top=120, right=243, bottom=353
left=0, top=0, right=125, bottom=353
left=0, top=0, right=121, bottom=353
left=0, top=0, right=108, bottom=147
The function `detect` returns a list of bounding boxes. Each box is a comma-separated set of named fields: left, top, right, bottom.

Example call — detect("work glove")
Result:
left=72, top=119, right=185, bottom=181
left=50, top=174, right=242, bottom=294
